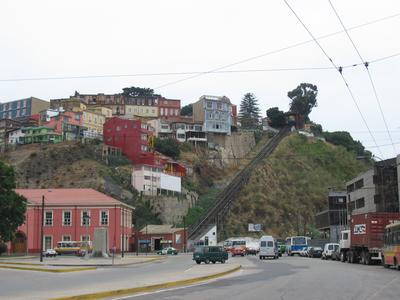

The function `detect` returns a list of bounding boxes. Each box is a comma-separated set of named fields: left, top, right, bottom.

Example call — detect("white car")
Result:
left=322, top=243, right=339, bottom=260
left=43, top=248, right=57, bottom=257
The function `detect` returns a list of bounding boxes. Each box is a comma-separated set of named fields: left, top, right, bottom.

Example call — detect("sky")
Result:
left=1, top=0, right=399, bottom=159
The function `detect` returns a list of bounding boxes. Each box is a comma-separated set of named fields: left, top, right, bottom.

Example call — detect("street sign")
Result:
left=248, top=223, right=262, bottom=232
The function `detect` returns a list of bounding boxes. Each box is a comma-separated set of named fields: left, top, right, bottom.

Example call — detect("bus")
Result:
left=383, top=222, right=400, bottom=269
left=285, top=236, right=311, bottom=256
left=54, top=241, right=93, bottom=256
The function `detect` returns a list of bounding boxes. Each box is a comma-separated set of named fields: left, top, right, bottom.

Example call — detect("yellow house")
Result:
left=82, top=110, right=105, bottom=136
left=125, top=105, right=158, bottom=119
left=86, top=106, right=112, bottom=118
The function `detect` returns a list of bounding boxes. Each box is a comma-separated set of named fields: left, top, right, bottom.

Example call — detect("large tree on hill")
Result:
left=180, top=104, right=193, bottom=116
left=0, top=160, right=27, bottom=242
left=239, top=93, right=261, bottom=129
left=122, top=86, right=159, bottom=97
left=288, top=83, right=318, bottom=120
left=266, top=107, right=286, bottom=128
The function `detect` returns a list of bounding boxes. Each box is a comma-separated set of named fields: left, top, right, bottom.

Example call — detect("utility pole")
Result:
left=121, top=207, right=125, bottom=258
left=39, top=196, right=44, bottom=262
left=145, top=222, right=148, bottom=256
left=183, top=216, right=186, bottom=253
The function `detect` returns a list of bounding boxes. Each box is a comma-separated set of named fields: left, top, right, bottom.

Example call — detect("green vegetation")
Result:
left=224, top=134, right=370, bottom=239
left=266, top=107, right=286, bottom=128
left=323, top=131, right=372, bottom=159
left=288, top=83, right=318, bottom=121
left=122, top=86, right=160, bottom=97
left=155, top=137, right=180, bottom=159
left=0, top=160, right=27, bottom=242
left=180, top=104, right=193, bottom=116
left=239, top=93, right=261, bottom=129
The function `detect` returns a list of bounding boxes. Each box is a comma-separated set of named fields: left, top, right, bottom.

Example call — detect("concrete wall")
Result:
left=347, top=169, right=376, bottom=215
left=146, top=188, right=198, bottom=225
left=207, top=131, right=256, bottom=167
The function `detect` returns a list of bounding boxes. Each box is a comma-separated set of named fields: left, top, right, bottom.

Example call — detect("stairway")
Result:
left=188, top=127, right=290, bottom=241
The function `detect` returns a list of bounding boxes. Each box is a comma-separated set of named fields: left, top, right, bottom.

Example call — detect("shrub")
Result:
left=0, top=243, right=7, bottom=255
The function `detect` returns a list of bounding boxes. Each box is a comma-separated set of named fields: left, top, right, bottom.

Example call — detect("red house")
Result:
left=103, top=117, right=153, bottom=164
left=158, top=98, right=181, bottom=118
left=9, top=189, right=134, bottom=254
left=137, top=225, right=186, bottom=252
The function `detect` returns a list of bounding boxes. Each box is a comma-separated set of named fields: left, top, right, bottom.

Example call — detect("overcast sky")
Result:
left=1, top=0, right=399, bottom=159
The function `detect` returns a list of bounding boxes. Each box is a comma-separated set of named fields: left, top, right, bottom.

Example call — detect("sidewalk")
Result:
left=0, top=254, right=164, bottom=267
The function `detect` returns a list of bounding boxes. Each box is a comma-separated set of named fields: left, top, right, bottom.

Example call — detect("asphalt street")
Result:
left=121, top=255, right=400, bottom=300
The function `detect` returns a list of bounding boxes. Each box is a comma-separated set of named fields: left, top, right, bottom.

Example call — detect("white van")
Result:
left=322, top=243, right=339, bottom=260
left=259, top=236, right=279, bottom=260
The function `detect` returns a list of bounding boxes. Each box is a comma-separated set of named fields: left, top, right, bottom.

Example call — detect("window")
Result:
left=81, top=235, right=90, bottom=242
left=116, top=126, right=121, bottom=131
left=63, top=211, right=72, bottom=226
left=355, top=179, right=364, bottom=190
left=100, top=210, right=109, bottom=226
left=62, top=235, right=71, bottom=241
left=75, top=114, right=80, bottom=121
left=45, top=211, right=53, bottom=226
left=81, top=211, right=90, bottom=226
left=141, top=145, right=148, bottom=152
left=141, top=123, right=147, bottom=130
left=267, top=241, right=273, bottom=247
left=207, top=101, right=212, bottom=108
left=144, top=175, right=151, bottom=180
left=356, top=198, right=365, bottom=209
left=141, top=134, right=147, bottom=141
left=261, top=241, right=266, bottom=247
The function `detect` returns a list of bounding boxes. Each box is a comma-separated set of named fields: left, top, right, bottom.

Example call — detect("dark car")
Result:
left=193, top=246, right=228, bottom=264
left=308, top=247, right=323, bottom=258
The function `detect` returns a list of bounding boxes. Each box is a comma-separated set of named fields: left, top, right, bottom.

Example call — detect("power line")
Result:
left=328, top=0, right=397, bottom=155
left=153, top=11, right=400, bottom=90
left=283, top=0, right=384, bottom=159
left=0, top=52, right=399, bottom=83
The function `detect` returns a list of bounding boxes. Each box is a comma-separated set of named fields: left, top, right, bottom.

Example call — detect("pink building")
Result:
left=10, top=189, right=134, bottom=254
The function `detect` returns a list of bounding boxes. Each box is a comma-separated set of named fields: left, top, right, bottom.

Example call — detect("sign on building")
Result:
left=160, top=173, right=181, bottom=193
left=248, top=223, right=262, bottom=232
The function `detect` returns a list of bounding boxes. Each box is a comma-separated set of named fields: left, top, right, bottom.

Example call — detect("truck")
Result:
left=339, top=212, right=400, bottom=265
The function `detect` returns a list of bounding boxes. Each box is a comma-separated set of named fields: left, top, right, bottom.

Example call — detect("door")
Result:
left=44, top=236, right=52, bottom=250
left=12, top=231, right=27, bottom=253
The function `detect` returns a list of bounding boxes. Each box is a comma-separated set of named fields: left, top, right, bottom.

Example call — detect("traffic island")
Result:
left=51, top=264, right=241, bottom=300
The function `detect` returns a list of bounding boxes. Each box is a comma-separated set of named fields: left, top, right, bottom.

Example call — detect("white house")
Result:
left=8, top=128, right=25, bottom=145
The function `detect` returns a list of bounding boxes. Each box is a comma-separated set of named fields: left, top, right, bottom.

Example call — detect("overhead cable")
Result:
left=328, top=0, right=397, bottom=155
left=283, top=0, right=384, bottom=159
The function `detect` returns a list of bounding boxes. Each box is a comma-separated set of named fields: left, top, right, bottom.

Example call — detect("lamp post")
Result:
left=84, top=214, right=90, bottom=259
left=39, top=195, right=45, bottom=262
left=183, top=216, right=186, bottom=253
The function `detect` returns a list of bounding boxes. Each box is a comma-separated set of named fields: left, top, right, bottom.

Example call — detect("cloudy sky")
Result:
left=1, top=0, right=399, bottom=159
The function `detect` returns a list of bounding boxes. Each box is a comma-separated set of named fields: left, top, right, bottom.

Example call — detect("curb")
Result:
left=0, top=265, right=97, bottom=273
left=0, top=256, right=36, bottom=260
left=0, top=256, right=165, bottom=267
left=52, top=265, right=241, bottom=300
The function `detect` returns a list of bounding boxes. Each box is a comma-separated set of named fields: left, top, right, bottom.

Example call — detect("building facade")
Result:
left=0, top=97, right=49, bottom=120
left=137, top=225, right=186, bottom=252
left=346, top=157, right=399, bottom=216
left=192, top=95, right=232, bottom=135
left=315, top=191, right=347, bottom=242
left=10, top=189, right=134, bottom=254
left=19, top=126, right=63, bottom=144
left=103, top=117, right=153, bottom=164
left=158, top=98, right=181, bottom=118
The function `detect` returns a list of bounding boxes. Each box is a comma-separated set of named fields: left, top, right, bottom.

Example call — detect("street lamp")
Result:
left=84, top=214, right=90, bottom=259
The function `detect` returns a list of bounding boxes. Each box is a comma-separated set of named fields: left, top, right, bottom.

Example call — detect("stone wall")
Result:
left=146, top=188, right=198, bottom=225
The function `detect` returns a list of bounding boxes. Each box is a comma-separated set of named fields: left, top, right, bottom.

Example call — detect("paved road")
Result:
left=122, top=255, right=400, bottom=300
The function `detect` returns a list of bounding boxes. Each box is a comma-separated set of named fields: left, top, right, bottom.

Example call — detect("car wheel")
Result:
left=212, top=261, right=216, bottom=264
left=205, top=259, right=210, bottom=264
left=241, top=254, right=244, bottom=257
left=196, top=260, right=201, bottom=264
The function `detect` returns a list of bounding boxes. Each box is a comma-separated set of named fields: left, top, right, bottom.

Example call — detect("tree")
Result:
left=309, top=122, right=323, bottom=136
left=266, top=107, right=286, bottom=128
left=239, top=93, right=261, bottom=129
left=323, top=131, right=371, bottom=158
left=155, top=138, right=180, bottom=159
left=122, top=86, right=159, bottom=98
left=288, top=83, right=318, bottom=120
left=0, top=160, right=27, bottom=242
left=180, top=104, right=193, bottom=116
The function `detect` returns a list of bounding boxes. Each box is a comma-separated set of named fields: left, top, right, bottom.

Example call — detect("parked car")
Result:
left=331, top=248, right=341, bottom=261
left=231, top=246, right=246, bottom=257
left=259, top=236, right=279, bottom=260
left=193, top=246, right=228, bottom=264
left=322, top=243, right=339, bottom=260
left=277, top=242, right=286, bottom=256
left=43, top=248, right=57, bottom=257
left=157, top=247, right=178, bottom=255
left=308, top=247, right=323, bottom=258
left=299, top=246, right=310, bottom=257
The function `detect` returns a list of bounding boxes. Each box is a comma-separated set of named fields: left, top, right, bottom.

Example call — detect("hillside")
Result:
left=222, top=133, right=370, bottom=239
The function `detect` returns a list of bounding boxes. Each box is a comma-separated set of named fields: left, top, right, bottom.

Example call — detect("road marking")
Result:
left=184, top=267, right=193, bottom=272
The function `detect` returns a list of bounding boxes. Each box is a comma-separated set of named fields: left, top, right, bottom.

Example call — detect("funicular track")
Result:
left=188, top=127, right=290, bottom=240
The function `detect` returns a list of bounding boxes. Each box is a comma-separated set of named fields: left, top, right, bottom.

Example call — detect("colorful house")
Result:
left=20, top=126, right=62, bottom=144
left=9, top=189, right=134, bottom=254
left=103, top=117, right=153, bottom=164
left=137, top=225, right=186, bottom=252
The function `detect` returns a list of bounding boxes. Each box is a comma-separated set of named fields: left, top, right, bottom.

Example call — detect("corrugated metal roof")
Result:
left=140, top=224, right=183, bottom=234
left=16, top=188, right=134, bottom=209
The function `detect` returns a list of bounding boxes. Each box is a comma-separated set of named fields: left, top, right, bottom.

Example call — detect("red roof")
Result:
left=15, top=188, right=133, bottom=209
